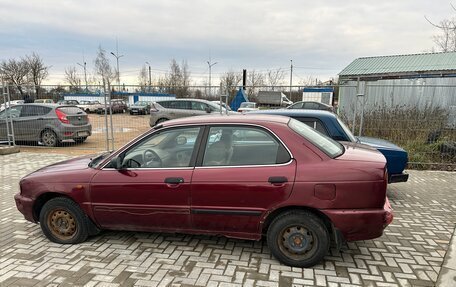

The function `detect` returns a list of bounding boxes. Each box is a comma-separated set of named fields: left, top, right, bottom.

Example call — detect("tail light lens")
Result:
left=55, top=109, right=70, bottom=124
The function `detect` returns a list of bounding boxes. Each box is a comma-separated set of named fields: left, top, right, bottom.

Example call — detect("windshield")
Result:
left=288, top=118, right=344, bottom=158
left=134, top=101, right=148, bottom=106
left=336, top=117, right=357, bottom=142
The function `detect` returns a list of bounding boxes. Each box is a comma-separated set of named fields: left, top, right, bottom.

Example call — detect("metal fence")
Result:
left=1, top=83, right=455, bottom=168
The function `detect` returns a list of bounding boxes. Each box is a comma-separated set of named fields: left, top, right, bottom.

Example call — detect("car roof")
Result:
left=295, top=101, right=332, bottom=106
left=159, top=114, right=291, bottom=127
left=158, top=98, right=211, bottom=103
left=249, top=109, right=337, bottom=119
left=15, top=103, right=80, bottom=109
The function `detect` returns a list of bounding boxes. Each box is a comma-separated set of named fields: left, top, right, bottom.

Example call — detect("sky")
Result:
left=0, top=0, right=452, bottom=86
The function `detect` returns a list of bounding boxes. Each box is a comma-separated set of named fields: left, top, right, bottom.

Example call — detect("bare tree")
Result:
left=138, top=65, right=148, bottom=92
left=165, top=59, right=191, bottom=97
left=426, top=5, right=456, bottom=52
left=299, top=75, right=322, bottom=86
left=246, top=70, right=265, bottom=98
left=220, top=70, right=242, bottom=102
left=266, top=69, right=285, bottom=90
left=26, top=53, right=49, bottom=97
left=64, top=66, right=81, bottom=91
left=94, top=46, right=116, bottom=90
left=0, top=58, right=30, bottom=96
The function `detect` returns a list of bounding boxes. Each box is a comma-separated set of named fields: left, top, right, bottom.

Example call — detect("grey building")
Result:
left=338, top=52, right=456, bottom=127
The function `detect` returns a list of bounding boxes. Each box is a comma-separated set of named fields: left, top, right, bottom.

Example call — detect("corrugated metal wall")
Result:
left=339, top=78, right=456, bottom=118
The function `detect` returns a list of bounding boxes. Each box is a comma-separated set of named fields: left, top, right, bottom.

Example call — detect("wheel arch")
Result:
left=262, top=206, right=334, bottom=238
left=33, top=192, right=100, bottom=235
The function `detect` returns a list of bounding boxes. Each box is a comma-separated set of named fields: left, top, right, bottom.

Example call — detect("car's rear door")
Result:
left=190, top=125, right=296, bottom=236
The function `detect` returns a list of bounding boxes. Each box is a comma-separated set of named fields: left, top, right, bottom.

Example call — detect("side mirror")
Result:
left=110, top=156, right=123, bottom=170
left=205, top=106, right=212, bottom=113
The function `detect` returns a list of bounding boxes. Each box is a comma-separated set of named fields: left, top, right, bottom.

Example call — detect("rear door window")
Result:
left=20, top=106, right=52, bottom=117
left=202, top=126, right=291, bottom=166
left=169, top=101, right=190, bottom=110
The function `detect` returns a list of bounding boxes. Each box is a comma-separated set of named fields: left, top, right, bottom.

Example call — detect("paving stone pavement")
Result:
left=1, top=152, right=456, bottom=287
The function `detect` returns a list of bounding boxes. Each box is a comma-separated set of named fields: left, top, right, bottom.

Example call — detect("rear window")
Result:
left=288, top=118, right=343, bottom=158
left=57, top=107, right=85, bottom=115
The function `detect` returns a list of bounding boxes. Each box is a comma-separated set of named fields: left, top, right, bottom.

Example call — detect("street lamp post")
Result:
left=77, top=61, right=88, bottom=91
left=146, top=62, right=152, bottom=90
left=290, top=59, right=293, bottom=100
left=110, top=51, right=124, bottom=91
left=207, top=60, right=218, bottom=97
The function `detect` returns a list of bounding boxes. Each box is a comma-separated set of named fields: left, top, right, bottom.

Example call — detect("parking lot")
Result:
left=18, top=113, right=151, bottom=156
left=0, top=152, right=455, bottom=286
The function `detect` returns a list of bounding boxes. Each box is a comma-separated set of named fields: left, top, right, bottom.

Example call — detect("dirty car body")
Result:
left=15, top=115, right=392, bottom=267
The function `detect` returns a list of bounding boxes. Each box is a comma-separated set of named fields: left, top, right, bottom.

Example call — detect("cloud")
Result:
left=0, top=0, right=451, bottom=84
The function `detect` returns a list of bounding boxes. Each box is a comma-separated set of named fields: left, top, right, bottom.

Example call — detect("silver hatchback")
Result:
left=0, top=103, right=92, bottom=146
left=149, top=99, right=234, bottom=127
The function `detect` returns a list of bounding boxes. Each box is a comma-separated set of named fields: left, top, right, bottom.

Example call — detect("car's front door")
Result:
left=90, top=126, right=203, bottom=232
left=191, top=125, right=296, bottom=236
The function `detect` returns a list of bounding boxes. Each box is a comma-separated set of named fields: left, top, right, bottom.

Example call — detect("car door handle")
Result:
left=164, top=177, right=184, bottom=184
left=268, top=176, right=288, bottom=184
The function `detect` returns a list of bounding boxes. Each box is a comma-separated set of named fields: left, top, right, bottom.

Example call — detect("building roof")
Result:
left=339, top=52, right=456, bottom=79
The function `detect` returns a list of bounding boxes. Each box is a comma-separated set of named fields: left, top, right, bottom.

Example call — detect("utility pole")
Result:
left=146, top=62, right=152, bottom=92
left=110, top=39, right=124, bottom=91
left=77, top=60, right=88, bottom=91
left=207, top=59, right=218, bottom=97
left=290, top=59, right=293, bottom=100
left=145, top=62, right=152, bottom=87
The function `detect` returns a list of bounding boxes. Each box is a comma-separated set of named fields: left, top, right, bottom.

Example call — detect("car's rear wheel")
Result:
left=156, top=118, right=169, bottom=124
left=74, top=137, right=87, bottom=144
left=39, top=197, right=89, bottom=244
left=41, top=130, right=59, bottom=147
left=267, top=210, right=330, bottom=268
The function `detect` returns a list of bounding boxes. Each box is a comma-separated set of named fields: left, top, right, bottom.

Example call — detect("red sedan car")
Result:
left=15, top=115, right=393, bottom=267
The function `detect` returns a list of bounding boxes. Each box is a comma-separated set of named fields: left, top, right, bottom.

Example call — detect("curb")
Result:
left=436, top=225, right=456, bottom=286
left=0, top=146, right=20, bottom=155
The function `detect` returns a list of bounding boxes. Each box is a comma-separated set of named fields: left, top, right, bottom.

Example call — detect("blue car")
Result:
left=250, top=109, right=409, bottom=183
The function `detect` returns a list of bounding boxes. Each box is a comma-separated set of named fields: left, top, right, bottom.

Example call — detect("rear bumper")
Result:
left=59, top=124, right=92, bottom=140
left=323, top=197, right=394, bottom=242
left=389, top=172, right=409, bottom=183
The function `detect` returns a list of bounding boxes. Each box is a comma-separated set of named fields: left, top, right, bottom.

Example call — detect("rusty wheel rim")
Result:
left=47, top=209, right=77, bottom=240
left=277, top=225, right=317, bottom=260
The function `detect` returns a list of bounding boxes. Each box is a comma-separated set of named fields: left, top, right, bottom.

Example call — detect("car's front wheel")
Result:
left=39, top=197, right=90, bottom=244
left=267, top=210, right=330, bottom=268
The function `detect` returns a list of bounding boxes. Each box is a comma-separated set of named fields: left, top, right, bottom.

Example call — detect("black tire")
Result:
left=41, top=130, right=59, bottom=147
left=74, top=137, right=87, bottom=144
left=39, top=197, right=89, bottom=244
left=267, top=210, right=330, bottom=268
left=155, top=118, right=169, bottom=125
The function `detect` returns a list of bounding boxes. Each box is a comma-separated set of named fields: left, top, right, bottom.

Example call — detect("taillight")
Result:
left=55, top=109, right=70, bottom=124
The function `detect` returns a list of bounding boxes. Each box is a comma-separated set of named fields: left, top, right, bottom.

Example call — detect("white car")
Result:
left=77, top=100, right=101, bottom=113
left=0, top=100, right=25, bottom=111
left=237, top=102, right=259, bottom=113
